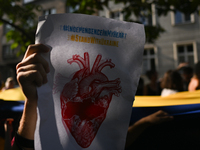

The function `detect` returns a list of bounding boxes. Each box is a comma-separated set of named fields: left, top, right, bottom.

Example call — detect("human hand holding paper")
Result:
left=16, top=44, right=50, bottom=101
left=11, top=44, right=50, bottom=150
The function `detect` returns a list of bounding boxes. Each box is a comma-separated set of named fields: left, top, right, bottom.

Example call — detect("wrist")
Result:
left=15, top=132, right=34, bottom=149
left=25, top=98, right=37, bottom=107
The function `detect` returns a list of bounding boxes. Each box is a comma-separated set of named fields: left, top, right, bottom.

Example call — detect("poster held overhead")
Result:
left=35, top=13, right=145, bottom=150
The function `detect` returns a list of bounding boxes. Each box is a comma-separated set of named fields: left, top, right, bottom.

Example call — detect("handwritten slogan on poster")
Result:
left=35, top=13, right=145, bottom=150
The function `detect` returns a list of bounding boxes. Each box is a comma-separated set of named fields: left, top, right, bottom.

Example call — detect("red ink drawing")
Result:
left=60, top=52, right=122, bottom=148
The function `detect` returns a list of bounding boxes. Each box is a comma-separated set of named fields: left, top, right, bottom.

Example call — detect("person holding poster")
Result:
left=12, top=44, right=50, bottom=150
left=13, top=45, right=173, bottom=150
left=12, top=13, right=145, bottom=150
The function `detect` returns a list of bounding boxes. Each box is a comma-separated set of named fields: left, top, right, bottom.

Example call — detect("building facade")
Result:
left=99, top=1, right=200, bottom=77
left=0, top=0, right=199, bottom=82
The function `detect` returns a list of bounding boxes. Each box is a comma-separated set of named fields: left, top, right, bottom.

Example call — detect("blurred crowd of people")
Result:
left=1, top=59, right=200, bottom=149
left=136, top=61, right=200, bottom=97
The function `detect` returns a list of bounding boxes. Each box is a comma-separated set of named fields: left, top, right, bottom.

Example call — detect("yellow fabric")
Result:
left=0, top=86, right=199, bottom=106
left=133, top=90, right=200, bottom=107
left=0, top=87, right=25, bottom=101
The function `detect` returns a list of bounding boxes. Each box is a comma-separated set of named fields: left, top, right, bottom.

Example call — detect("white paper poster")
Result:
left=35, top=13, right=145, bottom=150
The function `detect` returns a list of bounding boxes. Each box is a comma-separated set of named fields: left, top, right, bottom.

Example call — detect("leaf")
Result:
left=11, top=42, right=18, bottom=49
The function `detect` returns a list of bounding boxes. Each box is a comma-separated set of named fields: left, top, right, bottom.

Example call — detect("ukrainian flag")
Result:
left=131, top=90, right=200, bottom=123
left=0, top=87, right=199, bottom=120
left=0, top=87, right=25, bottom=112
left=0, top=87, right=25, bottom=101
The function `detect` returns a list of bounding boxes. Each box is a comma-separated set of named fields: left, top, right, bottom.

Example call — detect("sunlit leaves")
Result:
left=0, top=0, right=40, bottom=54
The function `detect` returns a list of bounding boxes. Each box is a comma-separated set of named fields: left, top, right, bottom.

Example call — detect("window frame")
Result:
left=171, top=10, right=195, bottom=26
left=173, top=41, right=198, bottom=67
left=23, top=0, right=34, bottom=4
left=142, top=45, right=158, bottom=74
left=107, top=9, right=124, bottom=21
left=139, top=4, right=157, bottom=26
left=67, top=5, right=80, bottom=13
left=43, top=8, right=57, bottom=15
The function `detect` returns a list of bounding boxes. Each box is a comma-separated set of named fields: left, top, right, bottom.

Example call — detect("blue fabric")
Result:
left=0, top=101, right=24, bottom=112
left=130, top=103, right=200, bottom=124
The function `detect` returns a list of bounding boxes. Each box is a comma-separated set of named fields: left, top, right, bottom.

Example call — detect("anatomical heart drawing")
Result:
left=35, top=13, right=145, bottom=150
left=60, top=52, right=122, bottom=148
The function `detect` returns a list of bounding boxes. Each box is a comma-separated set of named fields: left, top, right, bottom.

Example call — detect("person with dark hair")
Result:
left=177, top=66, right=193, bottom=91
left=143, top=70, right=161, bottom=95
left=188, top=61, right=200, bottom=91
left=160, top=70, right=183, bottom=97
left=11, top=44, right=49, bottom=150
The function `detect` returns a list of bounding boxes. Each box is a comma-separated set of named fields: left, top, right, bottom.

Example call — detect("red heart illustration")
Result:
left=60, top=52, right=121, bottom=148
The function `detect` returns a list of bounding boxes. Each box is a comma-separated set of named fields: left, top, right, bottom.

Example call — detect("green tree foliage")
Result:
left=0, top=0, right=200, bottom=55
left=0, top=0, right=41, bottom=55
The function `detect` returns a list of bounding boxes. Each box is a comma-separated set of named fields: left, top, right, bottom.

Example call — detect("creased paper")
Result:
left=35, top=13, right=145, bottom=150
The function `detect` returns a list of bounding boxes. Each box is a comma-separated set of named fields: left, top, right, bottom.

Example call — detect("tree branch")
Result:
left=0, top=17, right=34, bottom=42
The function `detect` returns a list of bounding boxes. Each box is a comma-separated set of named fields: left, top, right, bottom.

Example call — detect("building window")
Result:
left=109, top=10, right=123, bottom=21
left=23, top=0, right=34, bottom=4
left=173, top=42, right=198, bottom=67
left=110, top=11, right=120, bottom=20
left=139, top=13, right=152, bottom=26
left=68, top=5, right=80, bottom=13
left=139, top=10, right=153, bottom=26
left=43, top=8, right=56, bottom=15
left=138, top=4, right=156, bottom=26
left=2, top=45, right=16, bottom=60
left=177, top=44, right=194, bottom=66
left=142, top=48, right=157, bottom=74
left=171, top=10, right=195, bottom=25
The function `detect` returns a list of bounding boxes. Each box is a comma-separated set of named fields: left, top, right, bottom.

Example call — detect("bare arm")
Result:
left=188, top=77, right=199, bottom=91
left=125, top=110, right=173, bottom=148
left=11, top=44, right=50, bottom=150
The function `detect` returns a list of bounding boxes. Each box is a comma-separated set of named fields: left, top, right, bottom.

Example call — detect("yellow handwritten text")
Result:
left=68, top=34, right=119, bottom=47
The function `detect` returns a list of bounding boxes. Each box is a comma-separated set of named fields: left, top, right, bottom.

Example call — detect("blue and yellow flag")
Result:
left=0, top=87, right=25, bottom=112
left=0, top=87, right=199, bottom=122
left=131, top=90, right=200, bottom=123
